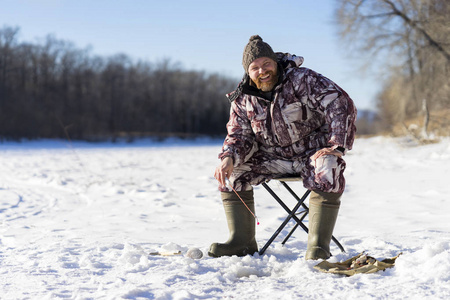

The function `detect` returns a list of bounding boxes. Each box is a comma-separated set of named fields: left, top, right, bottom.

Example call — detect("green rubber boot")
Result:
left=208, top=190, right=258, bottom=257
left=305, top=190, right=342, bottom=260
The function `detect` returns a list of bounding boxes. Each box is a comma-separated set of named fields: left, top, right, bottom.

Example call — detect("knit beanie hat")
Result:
left=242, top=35, right=278, bottom=73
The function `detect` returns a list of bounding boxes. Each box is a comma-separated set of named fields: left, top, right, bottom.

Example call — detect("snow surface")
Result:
left=1, top=137, right=449, bottom=299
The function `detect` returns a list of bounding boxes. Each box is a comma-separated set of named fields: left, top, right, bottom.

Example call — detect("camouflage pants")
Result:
left=221, top=150, right=346, bottom=194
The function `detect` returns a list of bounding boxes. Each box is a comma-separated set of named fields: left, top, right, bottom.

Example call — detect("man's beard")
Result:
left=254, top=70, right=278, bottom=92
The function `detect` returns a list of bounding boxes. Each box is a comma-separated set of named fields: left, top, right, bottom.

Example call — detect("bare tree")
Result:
left=336, top=0, right=450, bottom=138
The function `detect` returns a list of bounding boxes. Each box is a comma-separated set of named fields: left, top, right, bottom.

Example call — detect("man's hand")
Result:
left=311, top=147, right=343, bottom=161
left=214, top=156, right=234, bottom=187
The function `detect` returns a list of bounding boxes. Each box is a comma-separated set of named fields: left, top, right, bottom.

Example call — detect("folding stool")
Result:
left=259, top=176, right=345, bottom=256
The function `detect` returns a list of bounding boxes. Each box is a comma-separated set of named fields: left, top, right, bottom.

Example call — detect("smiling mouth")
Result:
left=254, top=70, right=277, bottom=91
left=259, top=74, right=270, bottom=81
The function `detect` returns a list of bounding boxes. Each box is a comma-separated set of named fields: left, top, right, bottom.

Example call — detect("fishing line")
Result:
left=226, top=178, right=260, bottom=225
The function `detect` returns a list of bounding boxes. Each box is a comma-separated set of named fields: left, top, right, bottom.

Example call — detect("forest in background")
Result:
left=0, top=25, right=382, bottom=141
left=0, top=26, right=236, bottom=141
left=1, top=0, right=449, bottom=141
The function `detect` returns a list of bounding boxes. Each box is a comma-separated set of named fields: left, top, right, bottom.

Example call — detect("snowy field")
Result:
left=1, top=136, right=449, bottom=299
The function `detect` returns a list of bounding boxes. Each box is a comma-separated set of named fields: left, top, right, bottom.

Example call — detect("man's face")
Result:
left=248, top=57, right=278, bottom=92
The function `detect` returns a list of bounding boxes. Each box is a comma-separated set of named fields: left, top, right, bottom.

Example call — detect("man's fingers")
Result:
left=214, top=157, right=234, bottom=187
left=214, top=167, right=226, bottom=186
left=311, top=149, right=343, bottom=161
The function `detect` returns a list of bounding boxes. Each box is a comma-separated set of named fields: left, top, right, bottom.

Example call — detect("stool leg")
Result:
left=281, top=210, right=308, bottom=245
left=259, top=183, right=310, bottom=255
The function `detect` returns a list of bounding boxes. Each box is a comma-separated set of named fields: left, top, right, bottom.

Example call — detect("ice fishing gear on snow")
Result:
left=314, top=252, right=402, bottom=276
left=149, top=251, right=182, bottom=256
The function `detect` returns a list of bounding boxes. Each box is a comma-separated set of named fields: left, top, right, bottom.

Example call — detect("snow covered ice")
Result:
left=1, top=137, right=449, bottom=299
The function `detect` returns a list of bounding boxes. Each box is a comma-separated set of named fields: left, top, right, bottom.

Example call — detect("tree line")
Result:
left=336, top=0, right=450, bottom=139
left=7, top=3, right=445, bottom=142
left=0, top=26, right=237, bottom=141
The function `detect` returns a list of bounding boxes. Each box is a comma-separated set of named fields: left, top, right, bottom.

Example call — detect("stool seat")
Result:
left=272, top=176, right=302, bottom=182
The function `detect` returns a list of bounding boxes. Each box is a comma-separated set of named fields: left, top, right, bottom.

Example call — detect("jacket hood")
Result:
left=276, top=52, right=304, bottom=70
left=227, top=52, right=304, bottom=102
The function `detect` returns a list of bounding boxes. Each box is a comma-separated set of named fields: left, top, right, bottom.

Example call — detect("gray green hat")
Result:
left=242, top=35, right=277, bottom=73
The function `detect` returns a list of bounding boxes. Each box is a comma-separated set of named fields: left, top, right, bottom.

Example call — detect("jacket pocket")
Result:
left=281, top=103, right=324, bottom=144
left=250, top=112, right=271, bottom=144
left=282, top=102, right=307, bottom=123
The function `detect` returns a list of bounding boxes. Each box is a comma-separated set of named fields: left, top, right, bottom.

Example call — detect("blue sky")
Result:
left=2, top=0, right=379, bottom=110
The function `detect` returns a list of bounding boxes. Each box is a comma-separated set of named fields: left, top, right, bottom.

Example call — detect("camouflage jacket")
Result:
left=219, top=53, right=357, bottom=167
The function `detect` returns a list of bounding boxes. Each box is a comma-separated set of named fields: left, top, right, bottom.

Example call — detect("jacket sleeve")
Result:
left=302, top=69, right=357, bottom=151
left=218, top=99, right=258, bottom=166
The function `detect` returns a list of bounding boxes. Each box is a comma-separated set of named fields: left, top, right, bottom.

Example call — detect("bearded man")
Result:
left=209, top=35, right=357, bottom=260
